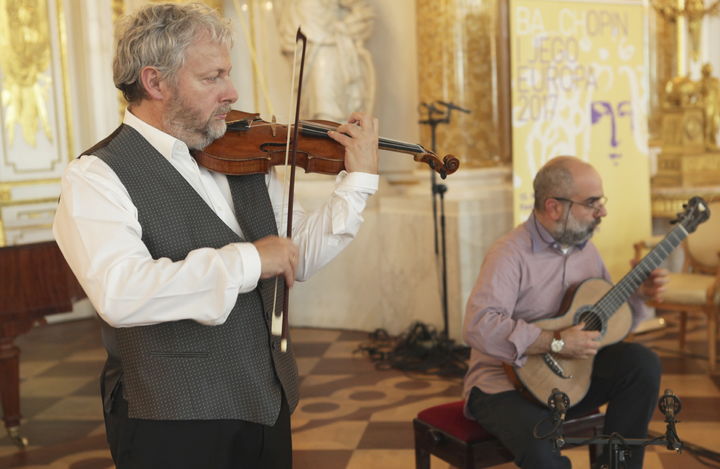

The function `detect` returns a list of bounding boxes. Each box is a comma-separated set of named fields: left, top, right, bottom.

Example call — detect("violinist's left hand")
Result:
left=327, top=112, right=379, bottom=174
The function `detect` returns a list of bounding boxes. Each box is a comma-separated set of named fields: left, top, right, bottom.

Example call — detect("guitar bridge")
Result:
left=543, top=353, right=573, bottom=379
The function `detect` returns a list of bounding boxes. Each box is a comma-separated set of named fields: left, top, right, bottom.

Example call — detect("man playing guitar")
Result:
left=463, top=156, right=669, bottom=469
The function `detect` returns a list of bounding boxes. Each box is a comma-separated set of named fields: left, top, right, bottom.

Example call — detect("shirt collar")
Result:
left=526, top=212, right=588, bottom=254
left=122, top=108, right=190, bottom=162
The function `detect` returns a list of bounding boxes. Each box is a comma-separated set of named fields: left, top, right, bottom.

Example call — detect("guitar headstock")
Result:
left=672, top=196, right=710, bottom=234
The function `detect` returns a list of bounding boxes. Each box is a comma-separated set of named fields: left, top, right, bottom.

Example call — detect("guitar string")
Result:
left=582, top=225, right=685, bottom=333
left=529, top=218, right=686, bottom=334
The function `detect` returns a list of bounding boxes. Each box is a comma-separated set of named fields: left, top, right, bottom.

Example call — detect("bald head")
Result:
left=533, top=156, right=600, bottom=212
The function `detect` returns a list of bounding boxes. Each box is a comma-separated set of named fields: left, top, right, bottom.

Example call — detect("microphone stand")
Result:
left=361, top=101, right=472, bottom=380
left=417, top=101, right=470, bottom=338
left=359, top=102, right=469, bottom=379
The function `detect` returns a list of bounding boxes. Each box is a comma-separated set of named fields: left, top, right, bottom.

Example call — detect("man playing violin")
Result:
left=53, top=3, right=379, bottom=468
left=463, top=156, right=668, bottom=469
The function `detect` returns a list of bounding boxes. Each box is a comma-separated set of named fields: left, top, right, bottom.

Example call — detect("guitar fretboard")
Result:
left=594, top=224, right=688, bottom=319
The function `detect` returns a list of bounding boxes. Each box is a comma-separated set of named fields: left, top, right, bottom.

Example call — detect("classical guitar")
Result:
left=507, top=197, right=710, bottom=408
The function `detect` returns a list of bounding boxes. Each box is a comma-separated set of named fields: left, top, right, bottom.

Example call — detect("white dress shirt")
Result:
left=53, top=109, right=378, bottom=328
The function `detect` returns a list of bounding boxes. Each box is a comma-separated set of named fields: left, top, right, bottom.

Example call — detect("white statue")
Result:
left=276, top=0, right=375, bottom=122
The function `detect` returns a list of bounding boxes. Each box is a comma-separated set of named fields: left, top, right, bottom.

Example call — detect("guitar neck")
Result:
left=595, top=223, right=688, bottom=317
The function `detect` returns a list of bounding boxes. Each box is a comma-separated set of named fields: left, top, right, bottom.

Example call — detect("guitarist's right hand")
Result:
left=556, top=324, right=601, bottom=359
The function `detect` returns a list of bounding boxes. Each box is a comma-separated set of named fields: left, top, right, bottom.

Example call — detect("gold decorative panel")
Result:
left=0, top=0, right=52, bottom=147
left=648, top=8, right=679, bottom=142
left=416, top=0, right=507, bottom=168
left=0, top=0, right=73, bottom=246
left=118, top=0, right=224, bottom=16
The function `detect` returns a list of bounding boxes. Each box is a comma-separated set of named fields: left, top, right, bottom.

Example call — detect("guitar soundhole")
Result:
left=578, top=310, right=602, bottom=331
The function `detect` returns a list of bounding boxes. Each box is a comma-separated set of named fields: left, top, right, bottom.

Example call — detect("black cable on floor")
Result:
left=355, top=321, right=470, bottom=379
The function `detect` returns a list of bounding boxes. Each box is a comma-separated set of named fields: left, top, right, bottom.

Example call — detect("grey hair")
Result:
left=113, top=2, right=232, bottom=103
left=533, top=160, right=574, bottom=211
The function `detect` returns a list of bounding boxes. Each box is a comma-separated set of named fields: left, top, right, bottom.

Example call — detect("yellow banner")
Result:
left=510, top=0, right=651, bottom=280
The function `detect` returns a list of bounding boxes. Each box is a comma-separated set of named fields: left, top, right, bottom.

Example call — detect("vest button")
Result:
left=271, top=341, right=279, bottom=351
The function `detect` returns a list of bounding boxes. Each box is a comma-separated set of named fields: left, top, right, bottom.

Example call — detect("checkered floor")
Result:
left=0, top=311, right=718, bottom=468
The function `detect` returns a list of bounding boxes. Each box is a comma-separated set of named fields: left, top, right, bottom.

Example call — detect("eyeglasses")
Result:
left=552, top=196, right=608, bottom=213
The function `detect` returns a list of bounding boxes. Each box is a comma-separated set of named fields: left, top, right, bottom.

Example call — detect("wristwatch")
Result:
left=550, top=331, right=565, bottom=353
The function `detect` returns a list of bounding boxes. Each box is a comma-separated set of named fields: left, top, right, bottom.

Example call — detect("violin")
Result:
left=193, top=110, right=460, bottom=179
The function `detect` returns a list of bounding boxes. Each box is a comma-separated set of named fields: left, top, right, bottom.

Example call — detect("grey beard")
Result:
left=163, top=97, right=230, bottom=150
left=190, top=121, right=227, bottom=150
left=553, top=219, right=598, bottom=246
left=164, top=117, right=227, bottom=150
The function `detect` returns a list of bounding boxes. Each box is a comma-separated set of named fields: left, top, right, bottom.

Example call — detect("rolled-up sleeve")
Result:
left=267, top=169, right=378, bottom=281
left=463, top=243, right=542, bottom=366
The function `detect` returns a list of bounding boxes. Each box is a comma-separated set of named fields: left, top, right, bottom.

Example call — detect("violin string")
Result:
left=231, top=118, right=430, bottom=158
left=299, top=122, right=427, bottom=154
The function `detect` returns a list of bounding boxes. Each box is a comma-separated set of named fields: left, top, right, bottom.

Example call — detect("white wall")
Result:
left=66, top=0, right=119, bottom=153
left=365, top=0, right=420, bottom=176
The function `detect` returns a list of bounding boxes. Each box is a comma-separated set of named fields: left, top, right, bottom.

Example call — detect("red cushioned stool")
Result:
left=413, top=400, right=604, bottom=468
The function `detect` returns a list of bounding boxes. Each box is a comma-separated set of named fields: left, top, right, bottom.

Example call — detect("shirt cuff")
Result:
left=508, top=321, right=543, bottom=366
left=335, top=171, right=379, bottom=193
left=222, top=242, right=262, bottom=293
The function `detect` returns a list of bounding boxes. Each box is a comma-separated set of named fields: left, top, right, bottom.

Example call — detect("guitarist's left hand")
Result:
left=632, top=261, right=669, bottom=302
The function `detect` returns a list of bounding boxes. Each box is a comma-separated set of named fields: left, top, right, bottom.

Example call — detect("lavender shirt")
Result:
left=462, top=213, right=648, bottom=400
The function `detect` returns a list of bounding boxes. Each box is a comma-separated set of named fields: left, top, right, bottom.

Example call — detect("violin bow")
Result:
left=271, top=28, right=307, bottom=352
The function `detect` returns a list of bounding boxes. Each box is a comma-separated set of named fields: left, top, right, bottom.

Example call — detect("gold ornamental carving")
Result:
left=653, top=67, right=720, bottom=217
left=652, top=0, right=720, bottom=62
left=648, top=1, right=720, bottom=218
left=416, top=0, right=505, bottom=168
left=648, top=6, right=678, bottom=141
left=117, top=0, right=224, bottom=17
left=0, top=0, right=53, bottom=147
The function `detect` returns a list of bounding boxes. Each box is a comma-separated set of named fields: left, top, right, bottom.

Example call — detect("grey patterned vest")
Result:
left=91, top=125, right=298, bottom=425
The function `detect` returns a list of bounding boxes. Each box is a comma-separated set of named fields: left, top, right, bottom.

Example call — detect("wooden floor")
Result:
left=0, top=310, right=718, bottom=468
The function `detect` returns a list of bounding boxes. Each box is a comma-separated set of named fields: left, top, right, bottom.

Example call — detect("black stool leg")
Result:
left=413, top=420, right=432, bottom=469
left=415, top=445, right=431, bottom=469
left=588, top=421, right=602, bottom=466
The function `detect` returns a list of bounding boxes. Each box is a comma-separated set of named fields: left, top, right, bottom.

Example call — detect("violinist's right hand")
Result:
left=327, top=112, right=379, bottom=174
left=254, top=235, right=299, bottom=287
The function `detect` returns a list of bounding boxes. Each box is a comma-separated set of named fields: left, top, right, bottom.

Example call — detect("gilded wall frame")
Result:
left=0, top=0, right=74, bottom=246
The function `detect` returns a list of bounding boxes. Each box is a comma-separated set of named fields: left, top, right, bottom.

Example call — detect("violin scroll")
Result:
left=414, top=151, right=459, bottom=179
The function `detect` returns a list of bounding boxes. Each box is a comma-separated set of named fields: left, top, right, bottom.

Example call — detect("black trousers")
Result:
left=467, top=342, right=661, bottom=469
left=105, top=389, right=292, bottom=469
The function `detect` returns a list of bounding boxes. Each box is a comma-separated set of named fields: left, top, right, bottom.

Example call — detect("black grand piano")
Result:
left=0, top=241, right=86, bottom=447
